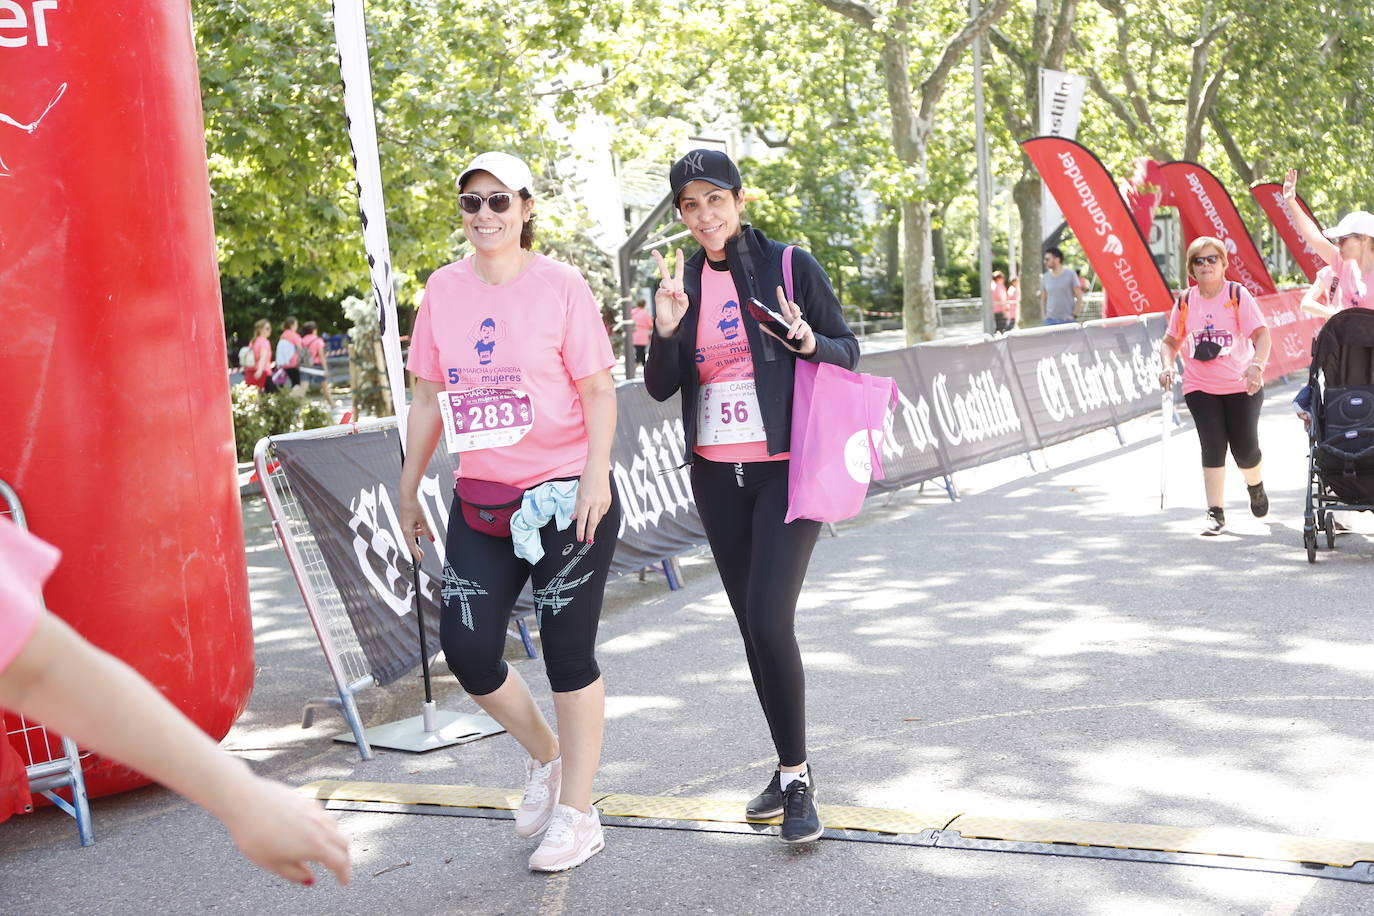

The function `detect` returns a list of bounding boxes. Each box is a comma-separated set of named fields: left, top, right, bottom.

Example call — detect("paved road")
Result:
left=6, top=381, right=1374, bottom=915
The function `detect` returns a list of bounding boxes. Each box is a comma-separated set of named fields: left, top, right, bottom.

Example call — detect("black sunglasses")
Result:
left=459, top=192, right=518, bottom=215
left=1191, top=254, right=1221, bottom=266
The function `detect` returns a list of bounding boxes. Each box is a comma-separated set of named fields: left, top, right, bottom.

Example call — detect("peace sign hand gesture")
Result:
left=651, top=248, right=689, bottom=335
left=756, top=285, right=817, bottom=356
left=1282, top=168, right=1298, bottom=202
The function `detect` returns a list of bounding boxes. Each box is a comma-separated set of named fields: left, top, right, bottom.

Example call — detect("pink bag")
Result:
left=784, top=360, right=898, bottom=524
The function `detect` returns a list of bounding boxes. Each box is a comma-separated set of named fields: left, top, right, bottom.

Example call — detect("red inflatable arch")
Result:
left=0, top=1, right=253, bottom=796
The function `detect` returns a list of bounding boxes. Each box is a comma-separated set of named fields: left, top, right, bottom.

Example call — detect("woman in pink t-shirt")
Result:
left=244, top=319, right=275, bottom=391
left=629, top=303, right=652, bottom=366
left=1282, top=170, right=1374, bottom=312
left=1159, top=236, right=1273, bottom=535
left=398, top=152, right=617, bottom=873
left=991, top=270, right=1011, bottom=332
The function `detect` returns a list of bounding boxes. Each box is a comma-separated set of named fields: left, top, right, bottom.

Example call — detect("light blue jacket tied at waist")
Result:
left=510, top=479, right=579, bottom=564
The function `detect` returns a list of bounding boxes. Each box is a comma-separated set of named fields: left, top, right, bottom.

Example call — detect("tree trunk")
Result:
left=903, top=197, right=937, bottom=342
left=932, top=222, right=948, bottom=275
left=1013, top=172, right=1043, bottom=326
left=880, top=26, right=938, bottom=344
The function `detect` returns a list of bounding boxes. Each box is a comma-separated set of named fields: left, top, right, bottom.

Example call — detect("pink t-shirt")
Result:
left=1305, top=266, right=1335, bottom=309
left=631, top=307, right=653, bottom=347
left=1167, top=283, right=1267, bottom=395
left=992, top=281, right=1008, bottom=315
left=693, top=265, right=787, bottom=463
left=0, top=517, right=59, bottom=674
left=300, top=333, right=325, bottom=366
left=1332, top=257, right=1374, bottom=311
left=247, top=336, right=272, bottom=384
left=280, top=329, right=303, bottom=368
left=407, top=254, right=616, bottom=489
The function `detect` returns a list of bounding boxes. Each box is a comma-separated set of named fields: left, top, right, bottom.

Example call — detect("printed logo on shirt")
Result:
left=717, top=300, right=742, bottom=340
left=471, top=318, right=507, bottom=365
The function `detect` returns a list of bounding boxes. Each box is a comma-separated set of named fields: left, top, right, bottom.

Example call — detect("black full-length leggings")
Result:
left=439, top=483, right=621, bottom=696
left=691, top=457, right=821, bottom=768
left=1183, top=389, right=1264, bottom=468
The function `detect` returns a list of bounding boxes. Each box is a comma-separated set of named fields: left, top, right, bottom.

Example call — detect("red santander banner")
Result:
left=1021, top=137, right=1173, bottom=317
left=1159, top=161, right=1277, bottom=296
left=1251, top=183, right=1325, bottom=282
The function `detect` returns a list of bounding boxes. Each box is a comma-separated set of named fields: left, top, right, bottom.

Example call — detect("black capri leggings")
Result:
left=691, top=457, right=821, bottom=768
left=1184, top=389, right=1264, bottom=468
left=439, top=482, right=621, bottom=696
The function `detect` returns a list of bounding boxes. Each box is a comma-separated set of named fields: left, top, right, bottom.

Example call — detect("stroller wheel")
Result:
left=1304, top=528, right=1318, bottom=564
left=1325, top=513, right=1336, bottom=549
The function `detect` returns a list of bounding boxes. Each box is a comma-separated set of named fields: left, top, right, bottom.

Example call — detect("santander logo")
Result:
left=1103, top=234, right=1124, bottom=256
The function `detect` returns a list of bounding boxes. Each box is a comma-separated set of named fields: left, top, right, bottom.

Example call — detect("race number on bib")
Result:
left=439, top=387, right=535, bottom=453
left=697, top=379, right=766, bottom=446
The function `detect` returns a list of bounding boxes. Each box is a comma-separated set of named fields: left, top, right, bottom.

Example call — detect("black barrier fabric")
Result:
left=273, top=428, right=453, bottom=687
left=1079, top=320, right=1165, bottom=423
left=864, top=349, right=952, bottom=490
left=275, top=318, right=1178, bottom=686
left=1005, top=326, right=1123, bottom=447
left=904, top=341, right=1040, bottom=474
left=610, top=382, right=707, bottom=569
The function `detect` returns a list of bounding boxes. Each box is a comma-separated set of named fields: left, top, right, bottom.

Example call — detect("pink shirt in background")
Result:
left=1167, top=283, right=1266, bottom=395
left=300, top=333, right=326, bottom=366
left=279, top=329, right=303, bottom=368
left=630, top=307, right=652, bottom=347
left=1332, top=257, right=1374, bottom=311
left=0, top=517, right=59, bottom=674
left=1007, top=284, right=1019, bottom=320
left=407, top=254, right=615, bottom=490
left=246, top=336, right=272, bottom=385
left=693, top=265, right=787, bottom=464
left=992, top=280, right=1008, bottom=315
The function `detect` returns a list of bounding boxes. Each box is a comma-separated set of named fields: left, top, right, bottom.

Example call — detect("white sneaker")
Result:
left=515, top=755, right=562, bottom=839
left=528, top=804, right=605, bottom=872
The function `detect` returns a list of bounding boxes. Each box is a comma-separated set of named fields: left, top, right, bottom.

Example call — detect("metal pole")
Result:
left=972, top=0, right=994, bottom=335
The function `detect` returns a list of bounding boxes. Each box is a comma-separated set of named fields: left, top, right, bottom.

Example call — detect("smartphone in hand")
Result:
left=747, top=297, right=795, bottom=342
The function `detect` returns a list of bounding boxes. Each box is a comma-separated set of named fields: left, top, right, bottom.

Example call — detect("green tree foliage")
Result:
left=196, top=0, right=628, bottom=314
left=196, top=0, right=1374, bottom=351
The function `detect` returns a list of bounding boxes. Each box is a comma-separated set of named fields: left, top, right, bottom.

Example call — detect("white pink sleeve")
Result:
left=1166, top=301, right=1183, bottom=340
left=1237, top=288, right=1267, bottom=338
left=561, top=276, right=616, bottom=381
left=406, top=288, right=443, bottom=383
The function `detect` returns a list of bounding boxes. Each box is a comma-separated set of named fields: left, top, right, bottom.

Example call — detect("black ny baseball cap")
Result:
left=669, top=149, right=742, bottom=206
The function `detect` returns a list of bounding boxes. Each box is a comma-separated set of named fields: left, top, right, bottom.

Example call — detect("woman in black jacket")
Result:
left=644, top=149, right=859, bottom=844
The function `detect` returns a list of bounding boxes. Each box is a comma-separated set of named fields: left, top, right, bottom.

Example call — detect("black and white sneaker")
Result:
left=1247, top=482, right=1269, bottom=518
left=1201, top=506, right=1225, bottom=536
left=746, top=769, right=783, bottom=820
left=779, top=774, right=823, bottom=844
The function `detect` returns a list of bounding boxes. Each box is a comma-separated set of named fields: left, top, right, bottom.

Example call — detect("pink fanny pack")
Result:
left=456, top=478, right=524, bottom=538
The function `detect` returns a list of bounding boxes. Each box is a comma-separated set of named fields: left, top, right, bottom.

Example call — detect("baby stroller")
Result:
left=1303, top=308, right=1374, bottom=562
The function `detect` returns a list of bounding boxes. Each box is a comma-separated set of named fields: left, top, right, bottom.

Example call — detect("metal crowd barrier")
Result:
left=0, top=479, right=94, bottom=846
left=254, top=418, right=535, bottom=761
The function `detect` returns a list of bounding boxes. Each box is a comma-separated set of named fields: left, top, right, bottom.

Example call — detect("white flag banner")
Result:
left=332, top=0, right=409, bottom=441
left=1039, top=68, right=1088, bottom=243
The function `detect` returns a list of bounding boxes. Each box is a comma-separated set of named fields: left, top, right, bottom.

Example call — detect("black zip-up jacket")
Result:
left=643, top=226, right=860, bottom=459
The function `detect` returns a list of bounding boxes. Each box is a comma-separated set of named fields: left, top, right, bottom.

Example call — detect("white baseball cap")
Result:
left=1322, top=210, right=1374, bottom=240
left=458, top=151, right=533, bottom=193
